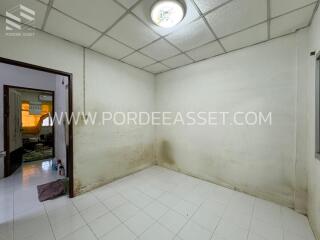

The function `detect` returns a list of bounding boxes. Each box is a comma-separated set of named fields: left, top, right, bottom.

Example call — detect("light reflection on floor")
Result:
left=0, top=159, right=67, bottom=240
left=14, top=159, right=61, bottom=189
left=41, top=159, right=51, bottom=171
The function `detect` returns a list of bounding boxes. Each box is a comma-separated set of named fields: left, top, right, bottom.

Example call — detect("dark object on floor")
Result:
left=8, top=147, right=23, bottom=176
left=37, top=179, right=67, bottom=202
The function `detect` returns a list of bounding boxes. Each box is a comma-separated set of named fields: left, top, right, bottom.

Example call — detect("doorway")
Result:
left=4, top=86, right=55, bottom=174
left=1, top=57, right=74, bottom=197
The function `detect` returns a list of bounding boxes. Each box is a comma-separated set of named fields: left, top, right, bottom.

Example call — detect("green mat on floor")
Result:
left=23, top=148, right=53, bottom=162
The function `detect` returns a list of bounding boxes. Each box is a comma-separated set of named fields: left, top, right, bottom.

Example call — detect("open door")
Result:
left=4, top=87, right=23, bottom=176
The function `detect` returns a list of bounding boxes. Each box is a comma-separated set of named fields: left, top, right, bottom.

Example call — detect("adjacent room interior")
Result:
left=20, top=89, right=54, bottom=164
left=0, top=62, right=71, bottom=203
left=8, top=88, right=54, bottom=170
left=0, top=0, right=320, bottom=240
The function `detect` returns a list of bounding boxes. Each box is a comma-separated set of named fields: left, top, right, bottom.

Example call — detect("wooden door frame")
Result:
left=4, top=85, right=55, bottom=176
left=1, top=57, right=74, bottom=198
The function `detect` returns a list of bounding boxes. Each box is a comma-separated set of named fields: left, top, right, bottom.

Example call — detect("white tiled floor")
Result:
left=0, top=164, right=316, bottom=240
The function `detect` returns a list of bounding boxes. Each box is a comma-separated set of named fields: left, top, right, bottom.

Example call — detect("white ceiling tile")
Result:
left=166, top=18, right=215, bottom=51
left=39, top=0, right=49, bottom=4
left=116, top=0, right=139, bottom=9
left=53, top=0, right=126, bottom=32
left=186, top=41, right=224, bottom=61
left=45, top=9, right=101, bottom=47
left=270, top=0, right=316, bottom=17
left=220, top=23, right=268, bottom=51
left=122, top=52, right=156, bottom=68
left=91, top=35, right=134, bottom=59
left=140, top=39, right=180, bottom=61
left=162, top=54, right=193, bottom=68
left=0, top=0, right=47, bottom=29
left=132, top=0, right=200, bottom=36
left=144, top=63, right=170, bottom=74
left=108, top=14, right=159, bottom=49
left=193, top=0, right=231, bottom=13
left=270, top=4, right=315, bottom=38
left=206, top=0, right=268, bottom=38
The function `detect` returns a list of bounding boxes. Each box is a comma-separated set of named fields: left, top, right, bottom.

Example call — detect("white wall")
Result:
left=300, top=6, right=320, bottom=239
left=0, top=63, right=56, bottom=178
left=0, top=17, right=155, bottom=194
left=9, top=89, right=22, bottom=152
left=54, top=75, right=68, bottom=174
left=155, top=35, right=303, bottom=209
left=75, top=49, right=155, bottom=193
left=295, top=28, right=310, bottom=213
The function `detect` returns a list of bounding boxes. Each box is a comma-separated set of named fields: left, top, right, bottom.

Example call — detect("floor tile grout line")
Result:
left=45, top=194, right=95, bottom=240
left=83, top=205, right=118, bottom=240
left=72, top=193, right=104, bottom=240
left=81, top=187, right=148, bottom=239
left=123, top=182, right=214, bottom=238
left=98, top=196, right=140, bottom=239
left=115, top=188, right=185, bottom=238
left=43, top=202, right=58, bottom=240
left=3, top=165, right=316, bottom=240
left=245, top=197, right=257, bottom=240
left=99, top=178, right=203, bottom=238
left=153, top=197, right=205, bottom=237
left=172, top=199, right=205, bottom=239
left=206, top=191, right=236, bottom=239
left=75, top=203, right=100, bottom=240
left=208, top=213, right=224, bottom=240
left=153, top=180, right=251, bottom=238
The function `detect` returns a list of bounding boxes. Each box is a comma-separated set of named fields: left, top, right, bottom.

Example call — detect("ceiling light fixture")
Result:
left=151, top=0, right=185, bottom=28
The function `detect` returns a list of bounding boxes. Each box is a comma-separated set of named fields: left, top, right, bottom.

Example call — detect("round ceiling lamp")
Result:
left=151, top=0, right=185, bottom=28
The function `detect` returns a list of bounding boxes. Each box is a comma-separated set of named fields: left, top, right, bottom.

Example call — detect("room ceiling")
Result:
left=1, top=0, right=319, bottom=74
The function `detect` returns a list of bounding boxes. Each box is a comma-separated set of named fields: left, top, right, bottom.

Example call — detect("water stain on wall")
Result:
left=74, top=141, right=154, bottom=195
left=160, top=140, right=175, bottom=165
left=73, top=178, right=82, bottom=196
left=128, top=143, right=155, bottom=169
left=156, top=140, right=297, bottom=209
